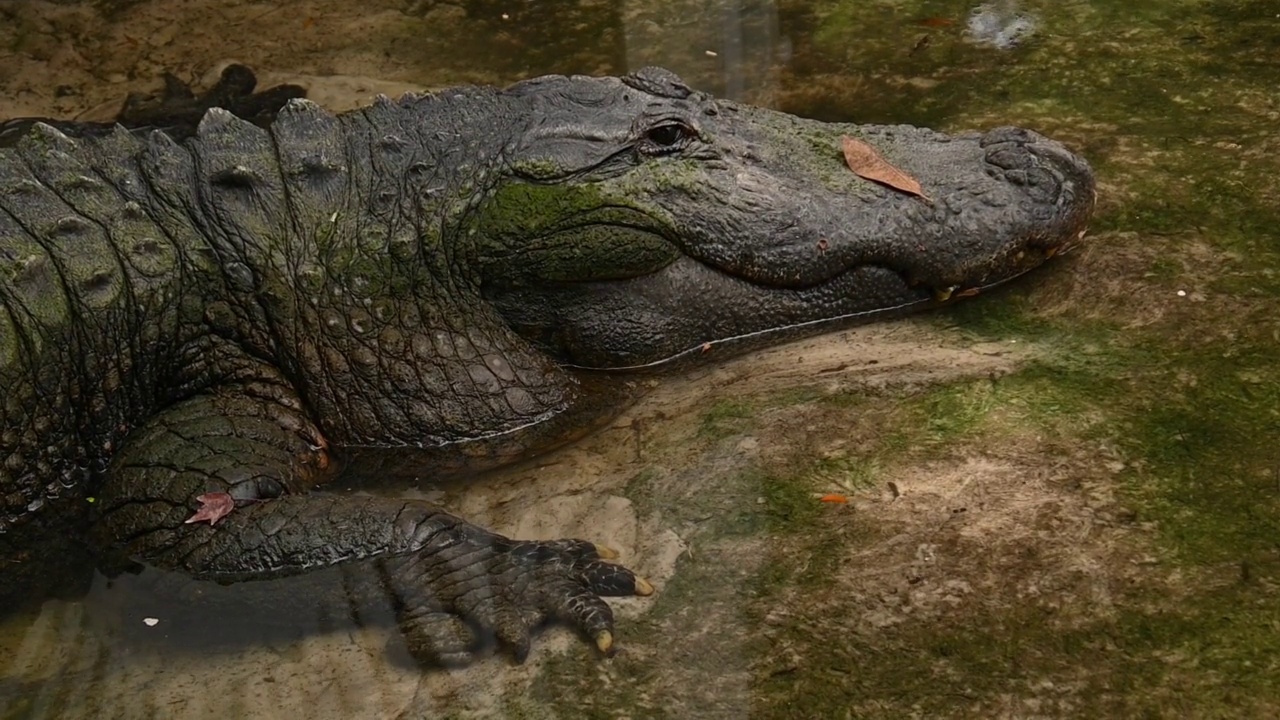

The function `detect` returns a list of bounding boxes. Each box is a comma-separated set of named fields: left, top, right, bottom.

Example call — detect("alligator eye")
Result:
left=640, top=122, right=692, bottom=155
left=648, top=124, right=685, bottom=146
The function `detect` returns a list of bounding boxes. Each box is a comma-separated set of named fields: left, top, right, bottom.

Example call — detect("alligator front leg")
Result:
left=95, top=390, right=650, bottom=665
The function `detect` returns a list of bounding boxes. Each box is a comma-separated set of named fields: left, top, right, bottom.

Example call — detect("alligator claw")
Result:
left=595, top=630, right=615, bottom=655
left=634, top=576, right=655, bottom=596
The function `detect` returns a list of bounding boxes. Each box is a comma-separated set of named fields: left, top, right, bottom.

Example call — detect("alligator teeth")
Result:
left=933, top=286, right=957, bottom=302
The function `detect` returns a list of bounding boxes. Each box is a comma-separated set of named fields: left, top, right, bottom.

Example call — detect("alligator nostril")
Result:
left=1022, top=167, right=1062, bottom=202
left=1025, top=138, right=1094, bottom=187
left=1025, top=167, right=1060, bottom=187
left=986, top=144, right=1033, bottom=170
left=979, top=126, right=1036, bottom=147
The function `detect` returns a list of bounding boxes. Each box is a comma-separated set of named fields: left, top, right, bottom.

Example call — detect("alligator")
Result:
left=0, top=65, right=1094, bottom=666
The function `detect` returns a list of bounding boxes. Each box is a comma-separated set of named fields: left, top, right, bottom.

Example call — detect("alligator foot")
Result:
left=391, top=536, right=654, bottom=666
left=97, top=391, right=654, bottom=668
left=0, top=63, right=305, bottom=147
left=115, top=63, right=306, bottom=140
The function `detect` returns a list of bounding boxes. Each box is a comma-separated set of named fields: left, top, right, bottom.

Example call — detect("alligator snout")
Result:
left=979, top=126, right=1095, bottom=245
left=854, top=124, right=1095, bottom=296
left=964, top=125, right=1095, bottom=277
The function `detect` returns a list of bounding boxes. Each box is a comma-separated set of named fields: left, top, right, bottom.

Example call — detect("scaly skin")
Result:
left=0, top=66, right=1094, bottom=665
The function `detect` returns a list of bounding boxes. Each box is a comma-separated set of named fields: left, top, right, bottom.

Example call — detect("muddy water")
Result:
left=2, top=1, right=1279, bottom=718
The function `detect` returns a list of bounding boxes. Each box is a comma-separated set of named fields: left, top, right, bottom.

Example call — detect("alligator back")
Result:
left=0, top=92, right=511, bottom=544
left=0, top=103, right=361, bottom=532
left=0, top=124, right=202, bottom=544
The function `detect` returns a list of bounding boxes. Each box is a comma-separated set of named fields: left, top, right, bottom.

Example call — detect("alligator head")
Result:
left=470, top=67, right=1095, bottom=370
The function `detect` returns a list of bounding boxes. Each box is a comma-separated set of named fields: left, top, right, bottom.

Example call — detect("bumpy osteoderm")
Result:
left=0, top=66, right=1093, bottom=662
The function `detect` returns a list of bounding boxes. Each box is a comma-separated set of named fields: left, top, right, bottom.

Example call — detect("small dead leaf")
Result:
left=185, top=492, right=235, bottom=526
left=819, top=493, right=849, bottom=504
left=700, top=342, right=713, bottom=353
left=840, top=135, right=930, bottom=200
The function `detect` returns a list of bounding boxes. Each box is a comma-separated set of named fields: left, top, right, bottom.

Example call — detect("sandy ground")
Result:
left=0, top=316, right=1035, bottom=719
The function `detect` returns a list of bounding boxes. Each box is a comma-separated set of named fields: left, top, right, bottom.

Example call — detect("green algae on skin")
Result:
left=471, top=181, right=680, bottom=283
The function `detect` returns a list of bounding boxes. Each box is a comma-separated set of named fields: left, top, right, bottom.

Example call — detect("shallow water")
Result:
left=2, top=1, right=1279, bottom=718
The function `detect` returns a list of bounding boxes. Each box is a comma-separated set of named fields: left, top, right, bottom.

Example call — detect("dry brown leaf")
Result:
left=840, top=135, right=930, bottom=200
